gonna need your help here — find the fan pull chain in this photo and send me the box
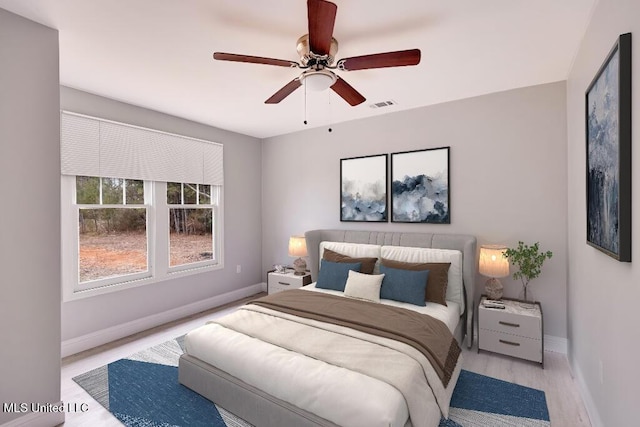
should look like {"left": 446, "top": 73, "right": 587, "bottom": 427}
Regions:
{"left": 303, "top": 83, "right": 308, "bottom": 125}
{"left": 327, "top": 90, "right": 333, "bottom": 132}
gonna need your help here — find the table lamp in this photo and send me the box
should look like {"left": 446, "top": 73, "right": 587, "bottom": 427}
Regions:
{"left": 288, "top": 236, "right": 308, "bottom": 275}
{"left": 479, "top": 245, "right": 509, "bottom": 299}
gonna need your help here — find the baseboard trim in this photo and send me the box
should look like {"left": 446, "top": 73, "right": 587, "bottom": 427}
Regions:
{"left": 1, "top": 402, "right": 65, "bottom": 427}
{"left": 544, "top": 334, "right": 568, "bottom": 354}
{"left": 61, "top": 283, "right": 263, "bottom": 358}
{"left": 569, "top": 355, "right": 604, "bottom": 427}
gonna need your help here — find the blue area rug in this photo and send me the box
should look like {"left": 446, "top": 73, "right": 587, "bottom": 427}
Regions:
{"left": 74, "top": 338, "right": 550, "bottom": 426}
{"left": 73, "top": 337, "right": 251, "bottom": 427}
{"left": 440, "top": 370, "right": 550, "bottom": 427}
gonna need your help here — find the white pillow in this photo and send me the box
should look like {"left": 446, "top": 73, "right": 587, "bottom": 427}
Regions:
{"left": 343, "top": 270, "right": 384, "bottom": 303}
{"left": 320, "top": 241, "right": 381, "bottom": 258}
{"left": 380, "top": 246, "right": 464, "bottom": 314}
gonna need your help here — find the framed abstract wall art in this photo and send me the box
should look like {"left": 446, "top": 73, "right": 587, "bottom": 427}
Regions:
{"left": 585, "top": 33, "right": 631, "bottom": 262}
{"left": 340, "top": 154, "right": 388, "bottom": 222}
{"left": 391, "top": 147, "right": 450, "bottom": 224}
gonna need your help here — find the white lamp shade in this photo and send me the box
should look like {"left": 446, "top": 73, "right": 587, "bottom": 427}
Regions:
{"left": 300, "top": 70, "right": 337, "bottom": 91}
{"left": 288, "top": 236, "right": 308, "bottom": 257}
{"left": 479, "top": 245, "right": 509, "bottom": 278}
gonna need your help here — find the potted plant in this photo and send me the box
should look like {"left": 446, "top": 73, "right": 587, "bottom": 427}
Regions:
{"left": 503, "top": 241, "right": 552, "bottom": 304}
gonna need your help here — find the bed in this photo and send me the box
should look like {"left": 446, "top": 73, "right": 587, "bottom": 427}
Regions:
{"left": 179, "top": 230, "right": 477, "bottom": 427}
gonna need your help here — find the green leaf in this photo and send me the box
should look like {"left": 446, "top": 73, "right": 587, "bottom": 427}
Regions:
{"left": 503, "top": 241, "right": 552, "bottom": 287}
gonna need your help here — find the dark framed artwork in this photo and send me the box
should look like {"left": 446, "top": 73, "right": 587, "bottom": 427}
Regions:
{"left": 586, "top": 33, "right": 632, "bottom": 262}
{"left": 391, "top": 147, "right": 450, "bottom": 223}
{"left": 340, "top": 154, "right": 388, "bottom": 222}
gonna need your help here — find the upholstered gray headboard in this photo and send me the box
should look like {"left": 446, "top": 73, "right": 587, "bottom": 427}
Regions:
{"left": 304, "top": 229, "right": 477, "bottom": 348}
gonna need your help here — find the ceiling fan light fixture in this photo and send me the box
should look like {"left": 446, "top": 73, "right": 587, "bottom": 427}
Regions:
{"left": 213, "top": 0, "right": 420, "bottom": 106}
{"left": 300, "top": 69, "right": 337, "bottom": 91}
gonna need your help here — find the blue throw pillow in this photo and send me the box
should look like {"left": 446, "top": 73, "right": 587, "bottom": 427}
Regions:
{"left": 316, "top": 259, "right": 362, "bottom": 292}
{"left": 379, "top": 265, "right": 429, "bottom": 306}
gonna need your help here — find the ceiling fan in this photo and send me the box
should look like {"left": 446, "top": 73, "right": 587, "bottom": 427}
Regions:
{"left": 213, "top": 0, "right": 421, "bottom": 106}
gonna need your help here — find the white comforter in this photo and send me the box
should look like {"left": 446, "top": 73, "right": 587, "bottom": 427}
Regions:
{"left": 185, "top": 291, "right": 462, "bottom": 427}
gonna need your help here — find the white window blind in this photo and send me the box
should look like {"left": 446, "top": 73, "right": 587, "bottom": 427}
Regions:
{"left": 61, "top": 111, "right": 224, "bottom": 185}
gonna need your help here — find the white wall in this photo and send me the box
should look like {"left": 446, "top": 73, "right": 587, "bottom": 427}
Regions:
{"left": 60, "top": 87, "right": 263, "bottom": 343}
{"left": 0, "top": 8, "right": 62, "bottom": 426}
{"left": 566, "top": 0, "right": 640, "bottom": 425}
{"left": 262, "top": 82, "right": 569, "bottom": 339}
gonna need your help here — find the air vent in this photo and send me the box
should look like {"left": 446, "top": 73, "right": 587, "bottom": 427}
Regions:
{"left": 369, "top": 100, "right": 397, "bottom": 109}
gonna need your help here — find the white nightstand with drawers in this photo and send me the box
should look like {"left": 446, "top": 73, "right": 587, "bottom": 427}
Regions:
{"left": 478, "top": 295, "right": 544, "bottom": 367}
{"left": 267, "top": 270, "right": 312, "bottom": 295}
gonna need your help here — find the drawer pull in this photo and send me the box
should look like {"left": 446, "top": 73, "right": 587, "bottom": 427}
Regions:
{"left": 499, "top": 321, "right": 520, "bottom": 328}
{"left": 499, "top": 339, "right": 521, "bottom": 347}
{"left": 278, "top": 282, "right": 290, "bottom": 286}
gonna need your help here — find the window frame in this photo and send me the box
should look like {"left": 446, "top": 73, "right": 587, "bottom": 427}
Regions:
{"left": 166, "top": 182, "right": 219, "bottom": 273}
{"left": 61, "top": 176, "right": 224, "bottom": 301}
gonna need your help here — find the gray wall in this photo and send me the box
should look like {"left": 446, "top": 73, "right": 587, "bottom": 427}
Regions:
{"left": 0, "top": 9, "right": 62, "bottom": 425}
{"left": 262, "top": 82, "right": 569, "bottom": 339}
{"left": 566, "top": 0, "right": 640, "bottom": 425}
{"left": 60, "top": 87, "right": 263, "bottom": 342}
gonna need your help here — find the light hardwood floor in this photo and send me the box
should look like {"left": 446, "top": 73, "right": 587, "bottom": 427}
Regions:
{"left": 59, "top": 294, "right": 592, "bottom": 426}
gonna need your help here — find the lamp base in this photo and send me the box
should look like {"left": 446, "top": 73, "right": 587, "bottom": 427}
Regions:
{"left": 484, "top": 278, "right": 503, "bottom": 300}
{"left": 293, "top": 257, "right": 307, "bottom": 275}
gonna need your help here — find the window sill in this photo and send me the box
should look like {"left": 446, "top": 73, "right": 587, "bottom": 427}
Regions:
{"left": 62, "top": 262, "right": 224, "bottom": 302}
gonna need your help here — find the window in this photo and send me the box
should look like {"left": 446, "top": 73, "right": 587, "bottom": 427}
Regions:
{"left": 76, "top": 176, "right": 149, "bottom": 286}
{"left": 167, "top": 183, "right": 218, "bottom": 269}
{"left": 60, "top": 111, "right": 224, "bottom": 300}
{"left": 62, "top": 176, "right": 223, "bottom": 298}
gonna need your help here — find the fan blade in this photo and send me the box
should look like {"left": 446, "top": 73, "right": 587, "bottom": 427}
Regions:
{"left": 307, "top": 0, "right": 337, "bottom": 55}
{"left": 213, "top": 52, "right": 297, "bottom": 68}
{"left": 331, "top": 76, "right": 365, "bottom": 106}
{"left": 265, "top": 79, "right": 302, "bottom": 104}
{"left": 339, "top": 49, "right": 421, "bottom": 71}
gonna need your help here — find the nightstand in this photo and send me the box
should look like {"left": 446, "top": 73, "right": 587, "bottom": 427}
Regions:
{"left": 267, "top": 270, "right": 312, "bottom": 295}
{"left": 478, "top": 296, "right": 544, "bottom": 367}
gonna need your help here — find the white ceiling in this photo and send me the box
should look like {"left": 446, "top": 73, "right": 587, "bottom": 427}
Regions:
{"left": 0, "top": 0, "right": 595, "bottom": 139}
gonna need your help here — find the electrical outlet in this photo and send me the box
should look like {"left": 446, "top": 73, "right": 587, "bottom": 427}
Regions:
{"left": 599, "top": 360, "right": 604, "bottom": 384}
{"left": 236, "top": 265, "right": 241, "bottom": 274}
